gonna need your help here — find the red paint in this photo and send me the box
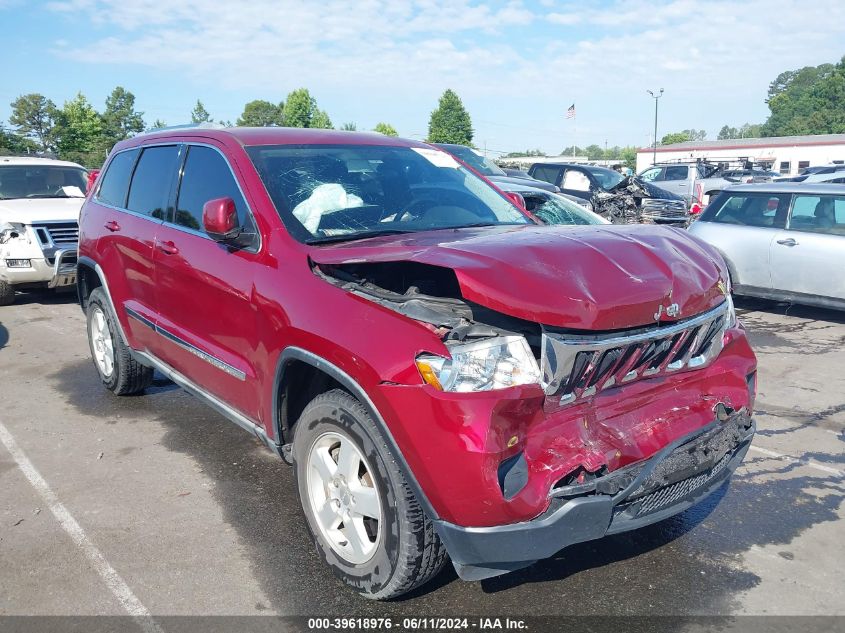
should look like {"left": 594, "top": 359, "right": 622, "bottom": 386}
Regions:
{"left": 80, "top": 128, "right": 757, "bottom": 530}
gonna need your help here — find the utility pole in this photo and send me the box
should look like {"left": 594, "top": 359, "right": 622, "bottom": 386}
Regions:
{"left": 647, "top": 88, "right": 664, "bottom": 166}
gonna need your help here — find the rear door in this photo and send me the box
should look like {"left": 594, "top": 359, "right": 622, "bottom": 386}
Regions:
{"left": 90, "top": 145, "right": 179, "bottom": 350}
{"left": 559, "top": 168, "right": 593, "bottom": 201}
{"left": 152, "top": 142, "right": 263, "bottom": 419}
{"left": 770, "top": 193, "right": 845, "bottom": 300}
{"left": 529, "top": 165, "right": 563, "bottom": 188}
{"left": 693, "top": 191, "right": 791, "bottom": 291}
{"left": 659, "top": 165, "right": 692, "bottom": 201}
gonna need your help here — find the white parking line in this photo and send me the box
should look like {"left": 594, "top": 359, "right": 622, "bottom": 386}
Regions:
{"left": 749, "top": 445, "right": 843, "bottom": 476}
{"left": 0, "top": 420, "right": 164, "bottom": 632}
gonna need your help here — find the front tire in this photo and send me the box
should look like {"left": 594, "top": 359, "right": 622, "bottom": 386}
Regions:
{"left": 293, "top": 389, "right": 448, "bottom": 599}
{"left": 0, "top": 280, "right": 14, "bottom": 306}
{"left": 86, "top": 287, "right": 153, "bottom": 395}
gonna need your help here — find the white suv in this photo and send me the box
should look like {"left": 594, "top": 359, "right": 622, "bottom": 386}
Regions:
{"left": 0, "top": 156, "right": 88, "bottom": 305}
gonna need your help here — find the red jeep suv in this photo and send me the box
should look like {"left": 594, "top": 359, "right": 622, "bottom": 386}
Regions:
{"left": 77, "top": 127, "right": 757, "bottom": 599}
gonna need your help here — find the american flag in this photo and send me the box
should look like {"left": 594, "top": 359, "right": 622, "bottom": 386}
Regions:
{"left": 566, "top": 103, "right": 576, "bottom": 119}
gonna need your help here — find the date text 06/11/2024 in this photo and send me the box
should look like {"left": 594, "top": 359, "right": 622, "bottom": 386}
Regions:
{"left": 307, "top": 617, "right": 528, "bottom": 630}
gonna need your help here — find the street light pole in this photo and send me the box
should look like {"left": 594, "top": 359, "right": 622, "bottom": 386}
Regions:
{"left": 647, "top": 88, "right": 664, "bottom": 166}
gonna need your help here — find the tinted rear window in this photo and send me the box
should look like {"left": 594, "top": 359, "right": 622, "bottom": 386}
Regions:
{"left": 700, "top": 191, "right": 790, "bottom": 228}
{"left": 127, "top": 146, "right": 180, "bottom": 218}
{"left": 663, "top": 166, "right": 688, "bottom": 180}
{"left": 531, "top": 165, "right": 561, "bottom": 185}
{"left": 97, "top": 149, "right": 138, "bottom": 207}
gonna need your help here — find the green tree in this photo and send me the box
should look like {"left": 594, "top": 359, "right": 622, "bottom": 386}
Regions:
{"left": 660, "top": 131, "right": 692, "bottom": 145}
{"left": 102, "top": 87, "right": 144, "bottom": 147}
{"left": 149, "top": 119, "right": 167, "bottom": 130}
{"left": 762, "top": 58, "right": 845, "bottom": 135}
{"left": 504, "top": 149, "right": 544, "bottom": 158}
{"left": 560, "top": 145, "right": 583, "bottom": 156}
{"left": 340, "top": 122, "right": 357, "bottom": 131}
{"left": 620, "top": 146, "right": 637, "bottom": 170}
{"left": 282, "top": 88, "right": 317, "bottom": 127}
{"left": 427, "top": 89, "right": 473, "bottom": 145}
{"left": 9, "top": 93, "right": 56, "bottom": 151}
{"left": 191, "top": 100, "right": 212, "bottom": 124}
{"left": 310, "top": 109, "right": 333, "bottom": 129}
{"left": 717, "top": 125, "right": 738, "bottom": 140}
{"left": 373, "top": 122, "right": 398, "bottom": 136}
{"left": 0, "top": 124, "right": 37, "bottom": 155}
{"left": 52, "top": 93, "right": 105, "bottom": 167}
{"left": 584, "top": 144, "right": 603, "bottom": 159}
{"left": 236, "top": 99, "right": 283, "bottom": 127}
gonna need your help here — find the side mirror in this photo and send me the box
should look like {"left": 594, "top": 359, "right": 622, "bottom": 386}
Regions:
{"left": 504, "top": 191, "right": 526, "bottom": 209}
{"left": 202, "top": 197, "right": 240, "bottom": 242}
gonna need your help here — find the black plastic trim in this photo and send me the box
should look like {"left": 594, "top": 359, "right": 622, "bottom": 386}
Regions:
{"left": 435, "top": 416, "right": 754, "bottom": 579}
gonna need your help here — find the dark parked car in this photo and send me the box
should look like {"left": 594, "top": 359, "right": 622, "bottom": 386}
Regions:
{"left": 77, "top": 128, "right": 756, "bottom": 599}
{"left": 433, "top": 143, "right": 560, "bottom": 193}
{"left": 497, "top": 182, "right": 608, "bottom": 226}
{"left": 529, "top": 162, "right": 689, "bottom": 224}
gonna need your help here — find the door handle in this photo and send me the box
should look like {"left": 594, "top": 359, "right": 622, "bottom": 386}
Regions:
{"left": 104, "top": 220, "right": 121, "bottom": 232}
{"left": 776, "top": 238, "right": 798, "bottom": 247}
{"left": 155, "top": 239, "right": 179, "bottom": 255}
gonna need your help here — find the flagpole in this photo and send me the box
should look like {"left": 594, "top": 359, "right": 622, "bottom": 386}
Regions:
{"left": 572, "top": 112, "right": 576, "bottom": 159}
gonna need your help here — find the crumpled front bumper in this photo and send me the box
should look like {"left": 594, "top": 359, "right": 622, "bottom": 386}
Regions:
{"left": 434, "top": 410, "right": 754, "bottom": 581}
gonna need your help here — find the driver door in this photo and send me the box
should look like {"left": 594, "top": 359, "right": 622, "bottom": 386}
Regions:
{"left": 153, "top": 142, "right": 263, "bottom": 420}
{"left": 559, "top": 168, "right": 593, "bottom": 201}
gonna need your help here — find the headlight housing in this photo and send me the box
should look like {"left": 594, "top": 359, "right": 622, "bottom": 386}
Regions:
{"left": 725, "top": 290, "right": 737, "bottom": 329}
{"left": 416, "top": 336, "right": 541, "bottom": 392}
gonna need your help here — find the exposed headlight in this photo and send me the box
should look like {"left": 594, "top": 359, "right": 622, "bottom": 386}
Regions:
{"left": 725, "top": 292, "right": 737, "bottom": 329}
{"left": 416, "top": 336, "right": 541, "bottom": 392}
{"left": 5, "top": 259, "right": 31, "bottom": 268}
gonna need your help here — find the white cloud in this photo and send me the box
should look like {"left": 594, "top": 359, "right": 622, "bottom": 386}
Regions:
{"left": 43, "top": 0, "right": 845, "bottom": 150}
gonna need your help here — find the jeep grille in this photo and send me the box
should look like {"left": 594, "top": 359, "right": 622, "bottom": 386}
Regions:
{"left": 541, "top": 301, "right": 729, "bottom": 405}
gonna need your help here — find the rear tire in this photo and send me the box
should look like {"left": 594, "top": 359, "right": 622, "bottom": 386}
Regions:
{"left": 0, "top": 280, "right": 14, "bottom": 306}
{"left": 86, "top": 287, "right": 153, "bottom": 395}
{"left": 293, "top": 389, "right": 448, "bottom": 599}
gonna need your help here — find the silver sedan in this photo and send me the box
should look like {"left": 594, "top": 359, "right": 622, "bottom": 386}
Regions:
{"left": 688, "top": 183, "right": 845, "bottom": 311}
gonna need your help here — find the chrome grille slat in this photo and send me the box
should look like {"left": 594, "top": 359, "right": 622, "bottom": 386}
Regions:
{"left": 32, "top": 222, "right": 79, "bottom": 245}
{"left": 541, "top": 301, "right": 730, "bottom": 404}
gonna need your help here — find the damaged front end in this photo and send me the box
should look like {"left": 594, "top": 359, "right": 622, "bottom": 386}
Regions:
{"left": 309, "top": 233, "right": 756, "bottom": 581}
{"left": 592, "top": 176, "right": 688, "bottom": 226}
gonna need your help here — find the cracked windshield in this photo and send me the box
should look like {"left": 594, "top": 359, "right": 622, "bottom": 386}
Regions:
{"left": 247, "top": 144, "right": 529, "bottom": 243}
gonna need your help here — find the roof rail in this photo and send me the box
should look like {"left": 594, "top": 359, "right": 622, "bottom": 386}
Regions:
{"left": 139, "top": 121, "right": 228, "bottom": 136}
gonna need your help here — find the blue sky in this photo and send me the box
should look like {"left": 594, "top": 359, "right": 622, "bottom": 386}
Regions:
{"left": 1, "top": 0, "right": 844, "bottom": 154}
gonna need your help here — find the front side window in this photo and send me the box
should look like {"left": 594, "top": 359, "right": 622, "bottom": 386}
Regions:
{"left": 561, "top": 169, "right": 591, "bottom": 192}
{"left": 525, "top": 193, "right": 605, "bottom": 226}
{"left": 127, "top": 145, "right": 180, "bottom": 219}
{"left": 663, "top": 165, "right": 688, "bottom": 181}
{"left": 175, "top": 146, "right": 253, "bottom": 233}
{"left": 701, "top": 192, "right": 790, "bottom": 228}
{"left": 97, "top": 149, "right": 138, "bottom": 208}
{"left": 247, "top": 144, "right": 530, "bottom": 243}
{"left": 788, "top": 195, "right": 845, "bottom": 235}
{"left": 638, "top": 167, "right": 662, "bottom": 182}
{"left": 0, "top": 165, "right": 88, "bottom": 200}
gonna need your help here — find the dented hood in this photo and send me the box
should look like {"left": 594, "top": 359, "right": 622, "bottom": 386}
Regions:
{"left": 309, "top": 225, "right": 728, "bottom": 330}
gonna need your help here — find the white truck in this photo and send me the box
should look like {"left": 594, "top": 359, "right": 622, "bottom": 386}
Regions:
{"left": 0, "top": 156, "right": 88, "bottom": 305}
{"left": 637, "top": 159, "right": 778, "bottom": 212}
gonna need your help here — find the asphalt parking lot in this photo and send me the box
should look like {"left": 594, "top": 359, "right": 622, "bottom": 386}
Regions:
{"left": 1, "top": 292, "right": 843, "bottom": 622}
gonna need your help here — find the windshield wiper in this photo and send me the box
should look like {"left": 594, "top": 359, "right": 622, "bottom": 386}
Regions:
{"left": 306, "top": 228, "right": 416, "bottom": 245}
